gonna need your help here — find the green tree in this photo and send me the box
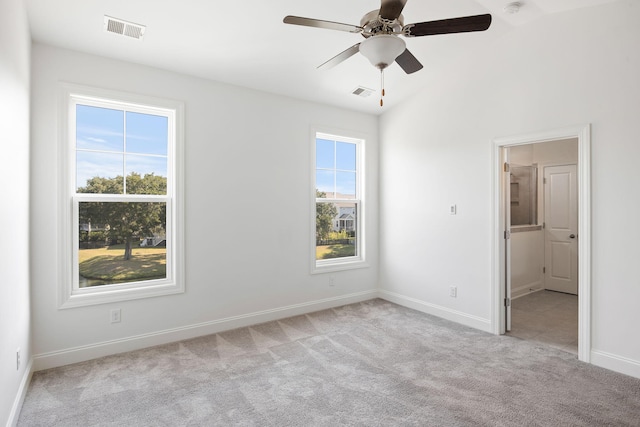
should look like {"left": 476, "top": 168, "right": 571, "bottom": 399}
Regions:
{"left": 316, "top": 190, "right": 337, "bottom": 241}
{"left": 78, "top": 173, "right": 167, "bottom": 260}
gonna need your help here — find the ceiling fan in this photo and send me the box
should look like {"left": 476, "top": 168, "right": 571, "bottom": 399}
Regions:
{"left": 284, "top": 0, "right": 492, "bottom": 105}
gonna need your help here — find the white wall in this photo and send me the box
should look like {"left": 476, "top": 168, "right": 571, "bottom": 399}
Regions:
{"left": 533, "top": 139, "right": 578, "bottom": 166}
{"left": 0, "top": 0, "right": 32, "bottom": 424}
{"left": 509, "top": 144, "right": 533, "bottom": 166}
{"left": 379, "top": 0, "right": 640, "bottom": 377}
{"left": 30, "top": 44, "right": 378, "bottom": 368}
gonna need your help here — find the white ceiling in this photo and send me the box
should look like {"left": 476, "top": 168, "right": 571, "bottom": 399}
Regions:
{"left": 25, "top": 0, "right": 620, "bottom": 115}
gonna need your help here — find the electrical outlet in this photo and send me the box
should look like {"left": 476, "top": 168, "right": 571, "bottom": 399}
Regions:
{"left": 110, "top": 308, "right": 121, "bottom": 323}
{"left": 449, "top": 286, "right": 457, "bottom": 298}
{"left": 329, "top": 276, "right": 336, "bottom": 287}
{"left": 16, "top": 348, "right": 20, "bottom": 371}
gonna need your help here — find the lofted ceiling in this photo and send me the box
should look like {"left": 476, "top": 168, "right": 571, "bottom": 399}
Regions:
{"left": 26, "top": 0, "right": 620, "bottom": 115}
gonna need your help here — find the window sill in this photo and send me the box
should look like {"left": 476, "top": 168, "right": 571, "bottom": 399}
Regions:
{"left": 312, "top": 258, "right": 369, "bottom": 275}
{"left": 59, "top": 280, "right": 184, "bottom": 309}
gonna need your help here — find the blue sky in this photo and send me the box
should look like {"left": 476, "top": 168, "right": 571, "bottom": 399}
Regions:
{"left": 316, "top": 138, "right": 357, "bottom": 198}
{"left": 75, "top": 104, "right": 168, "bottom": 192}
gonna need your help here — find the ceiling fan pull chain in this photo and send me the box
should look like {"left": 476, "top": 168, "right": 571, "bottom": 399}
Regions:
{"left": 380, "top": 69, "right": 385, "bottom": 107}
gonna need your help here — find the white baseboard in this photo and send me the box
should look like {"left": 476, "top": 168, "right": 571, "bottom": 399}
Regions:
{"left": 7, "top": 357, "right": 33, "bottom": 427}
{"left": 511, "top": 283, "right": 543, "bottom": 299}
{"left": 33, "top": 290, "right": 378, "bottom": 371}
{"left": 378, "top": 290, "right": 492, "bottom": 333}
{"left": 590, "top": 349, "right": 640, "bottom": 380}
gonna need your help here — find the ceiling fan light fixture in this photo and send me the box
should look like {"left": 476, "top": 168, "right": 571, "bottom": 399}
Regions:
{"left": 359, "top": 35, "right": 406, "bottom": 70}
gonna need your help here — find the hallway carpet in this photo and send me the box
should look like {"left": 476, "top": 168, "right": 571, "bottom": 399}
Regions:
{"left": 18, "top": 299, "right": 640, "bottom": 426}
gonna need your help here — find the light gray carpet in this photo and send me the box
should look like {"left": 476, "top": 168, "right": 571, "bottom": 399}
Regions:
{"left": 18, "top": 299, "right": 640, "bottom": 426}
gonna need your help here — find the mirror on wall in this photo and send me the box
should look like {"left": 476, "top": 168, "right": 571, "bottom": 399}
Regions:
{"left": 510, "top": 165, "right": 537, "bottom": 226}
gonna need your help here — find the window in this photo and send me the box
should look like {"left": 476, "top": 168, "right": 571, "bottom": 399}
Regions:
{"left": 59, "top": 84, "right": 184, "bottom": 308}
{"left": 312, "top": 131, "right": 365, "bottom": 273}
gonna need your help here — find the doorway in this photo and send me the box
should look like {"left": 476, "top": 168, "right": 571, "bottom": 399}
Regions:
{"left": 505, "top": 142, "right": 578, "bottom": 353}
{"left": 492, "top": 125, "right": 591, "bottom": 363}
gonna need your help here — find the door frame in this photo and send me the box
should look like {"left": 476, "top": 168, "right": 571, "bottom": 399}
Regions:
{"left": 492, "top": 124, "right": 591, "bottom": 362}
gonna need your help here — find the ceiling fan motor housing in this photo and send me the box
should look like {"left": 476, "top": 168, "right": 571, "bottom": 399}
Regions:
{"left": 360, "top": 9, "right": 404, "bottom": 37}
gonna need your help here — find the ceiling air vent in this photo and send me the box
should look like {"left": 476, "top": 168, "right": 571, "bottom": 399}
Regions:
{"left": 352, "top": 87, "right": 374, "bottom": 98}
{"left": 104, "top": 16, "right": 146, "bottom": 40}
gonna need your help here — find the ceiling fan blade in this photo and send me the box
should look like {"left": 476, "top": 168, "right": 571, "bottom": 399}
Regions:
{"left": 404, "top": 14, "right": 492, "bottom": 37}
{"left": 318, "top": 43, "right": 361, "bottom": 69}
{"left": 379, "top": 0, "right": 408, "bottom": 21}
{"left": 395, "top": 49, "right": 423, "bottom": 74}
{"left": 283, "top": 16, "right": 362, "bottom": 33}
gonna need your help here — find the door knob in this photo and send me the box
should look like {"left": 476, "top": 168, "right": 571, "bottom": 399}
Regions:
{"left": 569, "top": 234, "right": 576, "bottom": 238}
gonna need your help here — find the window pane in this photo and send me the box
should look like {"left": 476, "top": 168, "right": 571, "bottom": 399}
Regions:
{"left": 336, "top": 171, "right": 356, "bottom": 199}
{"left": 315, "top": 202, "right": 357, "bottom": 260}
{"left": 126, "top": 112, "right": 168, "bottom": 155}
{"left": 76, "top": 151, "right": 124, "bottom": 193}
{"left": 336, "top": 142, "right": 356, "bottom": 171}
{"left": 125, "top": 155, "right": 168, "bottom": 195}
{"left": 76, "top": 105, "right": 124, "bottom": 152}
{"left": 316, "top": 170, "right": 335, "bottom": 198}
{"left": 78, "top": 201, "right": 167, "bottom": 288}
{"left": 124, "top": 171, "right": 168, "bottom": 196}
{"left": 316, "top": 138, "right": 335, "bottom": 169}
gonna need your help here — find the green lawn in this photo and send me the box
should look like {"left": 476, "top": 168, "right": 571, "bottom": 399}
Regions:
{"left": 316, "top": 244, "right": 356, "bottom": 260}
{"left": 79, "top": 245, "right": 166, "bottom": 281}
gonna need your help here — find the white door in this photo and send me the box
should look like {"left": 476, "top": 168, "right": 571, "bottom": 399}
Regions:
{"left": 544, "top": 165, "right": 578, "bottom": 294}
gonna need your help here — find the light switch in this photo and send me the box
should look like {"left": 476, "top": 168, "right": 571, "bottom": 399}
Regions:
{"left": 449, "top": 204, "right": 457, "bottom": 215}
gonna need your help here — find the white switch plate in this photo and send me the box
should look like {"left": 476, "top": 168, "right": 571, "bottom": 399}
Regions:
{"left": 449, "top": 204, "right": 457, "bottom": 215}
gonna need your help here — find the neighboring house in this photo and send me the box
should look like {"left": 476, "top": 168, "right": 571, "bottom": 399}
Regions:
{"left": 79, "top": 222, "right": 105, "bottom": 233}
{"left": 78, "top": 222, "right": 108, "bottom": 248}
{"left": 334, "top": 207, "right": 355, "bottom": 232}
{"left": 140, "top": 234, "right": 167, "bottom": 247}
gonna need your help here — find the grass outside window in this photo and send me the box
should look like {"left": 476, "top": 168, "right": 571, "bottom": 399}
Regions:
{"left": 78, "top": 244, "right": 166, "bottom": 286}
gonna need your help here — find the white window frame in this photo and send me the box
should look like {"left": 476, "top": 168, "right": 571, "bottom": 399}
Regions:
{"left": 311, "top": 129, "right": 367, "bottom": 274}
{"left": 58, "top": 83, "right": 185, "bottom": 308}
